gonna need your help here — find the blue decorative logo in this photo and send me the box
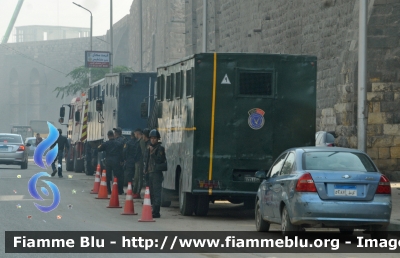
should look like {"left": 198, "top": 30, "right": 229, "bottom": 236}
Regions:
{"left": 33, "top": 122, "right": 58, "bottom": 169}
{"left": 29, "top": 122, "right": 60, "bottom": 213}
{"left": 248, "top": 108, "right": 265, "bottom": 130}
{"left": 28, "top": 172, "right": 61, "bottom": 213}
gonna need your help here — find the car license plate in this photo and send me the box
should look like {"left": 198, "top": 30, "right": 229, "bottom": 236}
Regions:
{"left": 0, "top": 146, "right": 8, "bottom": 152}
{"left": 245, "top": 177, "right": 259, "bottom": 182}
{"left": 334, "top": 185, "right": 357, "bottom": 196}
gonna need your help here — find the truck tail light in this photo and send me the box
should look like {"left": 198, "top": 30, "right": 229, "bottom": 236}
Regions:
{"left": 376, "top": 175, "right": 391, "bottom": 194}
{"left": 295, "top": 173, "right": 317, "bottom": 192}
{"left": 197, "top": 180, "right": 221, "bottom": 189}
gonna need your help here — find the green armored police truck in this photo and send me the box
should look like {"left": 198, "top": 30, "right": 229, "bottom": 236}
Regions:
{"left": 154, "top": 53, "right": 317, "bottom": 216}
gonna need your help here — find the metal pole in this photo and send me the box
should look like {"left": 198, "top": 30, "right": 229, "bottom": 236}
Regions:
{"left": 139, "top": 0, "right": 143, "bottom": 71}
{"left": 72, "top": 3, "right": 92, "bottom": 86}
{"left": 110, "top": 0, "right": 113, "bottom": 73}
{"left": 89, "top": 14, "right": 92, "bottom": 86}
{"left": 202, "top": 0, "right": 207, "bottom": 53}
{"left": 2, "top": 0, "right": 24, "bottom": 44}
{"left": 148, "top": 78, "right": 151, "bottom": 117}
{"left": 358, "top": 0, "right": 367, "bottom": 152}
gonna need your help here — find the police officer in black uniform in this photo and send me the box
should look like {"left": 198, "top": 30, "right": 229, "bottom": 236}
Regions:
{"left": 143, "top": 129, "right": 167, "bottom": 218}
{"left": 123, "top": 131, "right": 142, "bottom": 188}
{"left": 50, "top": 129, "right": 70, "bottom": 178}
{"left": 98, "top": 130, "right": 124, "bottom": 195}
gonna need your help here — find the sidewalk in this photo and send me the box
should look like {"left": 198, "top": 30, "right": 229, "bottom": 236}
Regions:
{"left": 389, "top": 183, "right": 400, "bottom": 231}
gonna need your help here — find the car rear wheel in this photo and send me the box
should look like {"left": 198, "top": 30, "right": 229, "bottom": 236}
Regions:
{"left": 370, "top": 226, "right": 388, "bottom": 240}
{"left": 21, "top": 159, "right": 28, "bottom": 169}
{"left": 255, "top": 200, "right": 270, "bottom": 232}
{"left": 281, "top": 206, "right": 300, "bottom": 236}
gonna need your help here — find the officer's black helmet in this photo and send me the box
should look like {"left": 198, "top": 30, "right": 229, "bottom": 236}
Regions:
{"left": 143, "top": 128, "right": 150, "bottom": 138}
{"left": 149, "top": 129, "right": 160, "bottom": 139}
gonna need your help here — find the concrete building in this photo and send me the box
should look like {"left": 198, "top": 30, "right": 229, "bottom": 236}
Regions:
{"left": 14, "top": 25, "right": 90, "bottom": 43}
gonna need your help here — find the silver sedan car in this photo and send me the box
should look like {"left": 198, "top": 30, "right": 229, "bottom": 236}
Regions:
{"left": 0, "top": 134, "right": 30, "bottom": 169}
{"left": 255, "top": 147, "right": 391, "bottom": 239}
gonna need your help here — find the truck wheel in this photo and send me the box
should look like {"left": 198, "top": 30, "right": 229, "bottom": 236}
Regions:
{"left": 194, "top": 195, "right": 209, "bottom": 216}
{"left": 84, "top": 157, "right": 94, "bottom": 175}
{"left": 75, "top": 159, "right": 84, "bottom": 173}
{"left": 161, "top": 188, "right": 171, "bottom": 207}
{"left": 66, "top": 148, "right": 74, "bottom": 171}
{"left": 179, "top": 173, "right": 195, "bottom": 216}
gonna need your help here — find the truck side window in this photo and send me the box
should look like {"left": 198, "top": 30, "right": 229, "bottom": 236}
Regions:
{"left": 186, "top": 68, "right": 193, "bottom": 98}
{"left": 176, "top": 71, "right": 182, "bottom": 99}
{"left": 157, "top": 76, "right": 162, "bottom": 101}
{"left": 171, "top": 73, "right": 175, "bottom": 99}
{"left": 166, "top": 75, "right": 171, "bottom": 101}
{"left": 239, "top": 72, "right": 273, "bottom": 96}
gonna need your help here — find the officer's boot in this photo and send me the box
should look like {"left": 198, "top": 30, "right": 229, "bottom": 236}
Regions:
{"left": 152, "top": 205, "right": 160, "bottom": 218}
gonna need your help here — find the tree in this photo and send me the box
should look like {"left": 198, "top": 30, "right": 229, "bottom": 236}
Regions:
{"left": 54, "top": 65, "right": 133, "bottom": 99}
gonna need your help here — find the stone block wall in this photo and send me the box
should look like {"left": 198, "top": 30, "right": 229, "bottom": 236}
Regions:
{"left": 367, "top": 82, "right": 400, "bottom": 180}
{"left": 128, "top": 0, "right": 185, "bottom": 72}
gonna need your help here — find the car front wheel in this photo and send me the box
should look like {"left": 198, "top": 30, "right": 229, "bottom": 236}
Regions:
{"left": 255, "top": 200, "right": 270, "bottom": 232}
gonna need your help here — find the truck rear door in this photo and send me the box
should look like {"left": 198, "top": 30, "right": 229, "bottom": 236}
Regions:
{"left": 232, "top": 69, "right": 275, "bottom": 183}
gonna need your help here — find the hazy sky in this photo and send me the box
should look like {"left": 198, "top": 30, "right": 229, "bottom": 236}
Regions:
{"left": 0, "top": 0, "right": 133, "bottom": 43}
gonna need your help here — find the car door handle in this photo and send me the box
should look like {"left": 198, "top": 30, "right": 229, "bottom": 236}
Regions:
{"left": 280, "top": 183, "right": 285, "bottom": 186}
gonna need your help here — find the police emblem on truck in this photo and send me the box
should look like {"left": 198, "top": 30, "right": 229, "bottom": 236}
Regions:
{"left": 248, "top": 108, "right": 265, "bottom": 130}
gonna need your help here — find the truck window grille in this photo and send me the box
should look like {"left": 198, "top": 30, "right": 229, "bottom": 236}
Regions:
{"left": 186, "top": 69, "right": 193, "bottom": 97}
{"left": 166, "top": 75, "right": 171, "bottom": 101}
{"left": 176, "top": 72, "right": 182, "bottom": 99}
{"left": 239, "top": 72, "right": 272, "bottom": 96}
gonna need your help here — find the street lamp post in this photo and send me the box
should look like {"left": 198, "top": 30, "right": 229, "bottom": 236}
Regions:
{"left": 73, "top": 2, "right": 92, "bottom": 86}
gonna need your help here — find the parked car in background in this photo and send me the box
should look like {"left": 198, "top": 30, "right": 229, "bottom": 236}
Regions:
{"left": 255, "top": 147, "right": 391, "bottom": 239}
{"left": 24, "top": 137, "right": 47, "bottom": 157}
{"left": 25, "top": 137, "right": 36, "bottom": 156}
{"left": 315, "top": 131, "right": 336, "bottom": 147}
{"left": 0, "top": 134, "right": 30, "bottom": 169}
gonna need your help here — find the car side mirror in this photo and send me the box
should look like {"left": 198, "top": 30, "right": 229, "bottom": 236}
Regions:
{"left": 26, "top": 143, "right": 31, "bottom": 147}
{"left": 75, "top": 111, "right": 80, "bottom": 122}
{"left": 255, "top": 170, "right": 267, "bottom": 179}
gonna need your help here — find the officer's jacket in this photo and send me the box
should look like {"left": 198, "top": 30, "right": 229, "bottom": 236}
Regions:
{"left": 123, "top": 138, "right": 142, "bottom": 167}
{"left": 98, "top": 139, "right": 123, "bottom": 163}
{"left": 144, "top": 142, "right": 166, "bottom": 173}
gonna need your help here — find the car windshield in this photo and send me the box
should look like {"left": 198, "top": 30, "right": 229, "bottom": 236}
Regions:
{"left": 303, "top": 151, "right": 377, "bottom": 172}
{"left": 0, "top": 135, "right": 23, "bottom": 144}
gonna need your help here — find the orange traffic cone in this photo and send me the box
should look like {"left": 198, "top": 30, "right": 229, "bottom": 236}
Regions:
{"left": 121, "top": 182, "right": 137, "bottom": 215}
{"left": 138, "top": 187, "right": 155, "bottom": 222}
{"left": 90, "top": 165, "right": 101, "bottom": 194}
{"left": 95, "top": 170, "right": 109, "bottom": 199}
{"left": 107, "top": 177, "right": 122, "bottom": 208}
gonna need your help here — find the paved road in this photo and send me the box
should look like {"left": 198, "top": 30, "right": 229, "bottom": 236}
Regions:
{"left": 0, "top": 161, "right": 399, "bottom": 258}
